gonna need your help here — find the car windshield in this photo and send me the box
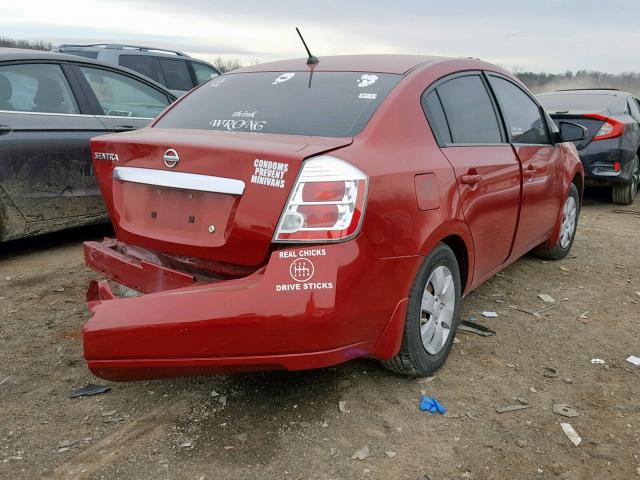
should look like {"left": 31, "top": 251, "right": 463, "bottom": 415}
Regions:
{"left": 537, "top": 93, "right": 616, "bottom": 112}
{"left": 154, "top": 71, "right": 402, "bottom": 137}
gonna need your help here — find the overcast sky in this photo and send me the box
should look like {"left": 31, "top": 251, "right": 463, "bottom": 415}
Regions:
{"left": 4, "top": 0, "right": 640, "bottom": 73}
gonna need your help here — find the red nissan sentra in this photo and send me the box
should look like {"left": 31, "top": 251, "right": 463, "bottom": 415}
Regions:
{"left": 84, "top": 55, "right": 585, "bottom": 381}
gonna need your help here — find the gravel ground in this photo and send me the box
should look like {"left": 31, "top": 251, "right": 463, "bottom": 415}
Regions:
{"left": 0, "top": 191, "right": 639, "bottom": 480}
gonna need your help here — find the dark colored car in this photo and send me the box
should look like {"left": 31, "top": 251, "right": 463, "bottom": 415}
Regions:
{"left": 0, "top": 48, "right": 176, "bottom": 242}
{"left": 82, "top": 55, "right": 584, "bottom": 381}
{"left": 53, "top": 44, "right": 221, "bottom": 96}
{"left": 537, "top": 89, "right": 640, "bottom": 204}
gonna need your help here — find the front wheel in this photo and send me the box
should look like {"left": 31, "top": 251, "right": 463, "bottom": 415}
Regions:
{"left": 533, "top": 183, "right": 580, "bottom": 260}
{"left": 382, "top": 243, "right": 461, "bottom": 377}
{"left": 612, "top": 155, "right": 639, "bottom": 205}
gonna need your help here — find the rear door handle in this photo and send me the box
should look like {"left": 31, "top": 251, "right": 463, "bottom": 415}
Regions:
{"left": 524, "top": 166, "right": 537, "bottom": 178}
{"left": 461, "top": 174, "right": 483, "bottom": 185}
{"left": 113, "top": 125, "right": 136, "bottom": 132}
{"left": 0, "top": 125, "right": 12, "bottom": 136}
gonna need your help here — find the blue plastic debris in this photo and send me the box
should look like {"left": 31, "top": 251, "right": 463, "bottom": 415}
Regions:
{"left": 419, "top": 395, "right": 446, "bottom": 414}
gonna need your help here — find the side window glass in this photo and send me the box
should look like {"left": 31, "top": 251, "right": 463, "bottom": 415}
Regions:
{"left": 158, "top": 59, "right": 193, "bottom": 91}
{"left": 436, "top": 75, "right": 503, "bottom": 144}
{"left": 421, "top": 90, "right": 451, "bottom": 144}
{"left": 192, "top": 62, "right": 220, "bottom": 85}
{"left": 488, "top": 76, "right": 551, "bottom": 144}
{"left": 627, "top": 98, "right": 640, "bottom": 122}
{"left": 0, "top": 63, "right": 79, "bottom": 114}
{"left": 79, "top": 67, "right": 170, "bottom": 118}
{"left": 118, "top": 55, "right": 163, "bottom": 84}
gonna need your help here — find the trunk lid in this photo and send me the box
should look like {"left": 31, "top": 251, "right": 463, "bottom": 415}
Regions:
{"left": 91, "top": 128, "right": 352, "bottom": 266}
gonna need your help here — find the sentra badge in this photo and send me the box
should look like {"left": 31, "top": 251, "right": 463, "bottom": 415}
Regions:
{"left": 94, "top": 152, "right": 119, "bottom": 162}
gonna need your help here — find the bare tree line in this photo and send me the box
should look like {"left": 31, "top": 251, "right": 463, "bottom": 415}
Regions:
{"left": 0, "top": 36, "right": 52, "bottom": 51}
{"left": 515, "top": 70, "right": 640, "bottom": 96}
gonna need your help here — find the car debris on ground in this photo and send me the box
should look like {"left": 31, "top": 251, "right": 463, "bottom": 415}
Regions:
{"left": 496, "top": 404, "right": 531, "bottom": 413}
{"left": 626, "top": 355, "right": 640, "bottom": 366}
{"left": 351, "top": 446, "right": 371, "bottom": 460}
{"left": 537, "top": 294, "right": 556, "bottom": 303}
{"left": 458, "top": 320, "right": 496, "bottom": 337}
{"left": 553, "top": 404, "right": 580, "bottom": 418}
{"left": 69, "top": 384, "right": 110, "bottom": 398}
{"left": 560, "top": 423, "right": 582, "bottom": 446}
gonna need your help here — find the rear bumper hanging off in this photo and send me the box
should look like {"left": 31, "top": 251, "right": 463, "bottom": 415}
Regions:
{"left": 82, "top": 237, "right": 418, "bottom": 381}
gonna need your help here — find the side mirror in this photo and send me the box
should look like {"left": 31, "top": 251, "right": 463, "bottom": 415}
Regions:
{"left": 557, "top": 121, "right": 587, "bottom": 143}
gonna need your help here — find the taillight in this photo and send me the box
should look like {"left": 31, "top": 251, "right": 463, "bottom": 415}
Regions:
{"left": 273, "top": 155, "right": 368, "bottom": 242}
{"left": 585, "top": 114, "right": 624, "bottom": 141}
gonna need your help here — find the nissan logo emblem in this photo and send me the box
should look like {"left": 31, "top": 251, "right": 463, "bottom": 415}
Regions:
{"left": 163, "top": 149, "right": 180, "bottom": 168}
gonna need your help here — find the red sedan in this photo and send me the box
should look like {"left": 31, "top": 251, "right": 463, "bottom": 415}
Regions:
{"left": 84, "top": 55, "right": 585, "bottom": 381}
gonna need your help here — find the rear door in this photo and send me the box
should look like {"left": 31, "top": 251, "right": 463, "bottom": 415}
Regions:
{"left": 0, "top": 61, "right": 106, "bottom": 236}
{"left": 486, "top": 74, "right": 563, "bottom": 254}
{"left": 423, "top": 72, "right": 521, "bottom": 281}
{"left": 74, "top": 65, "right": 173, "bottom": 132}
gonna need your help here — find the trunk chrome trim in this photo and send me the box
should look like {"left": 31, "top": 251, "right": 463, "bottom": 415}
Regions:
{"left": 113, "top": 167, "right": 245, "bottom": 195}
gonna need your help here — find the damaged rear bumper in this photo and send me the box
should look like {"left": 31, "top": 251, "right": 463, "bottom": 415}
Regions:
{"left": 82, "top": 237, "right": 419, "bottom": 381}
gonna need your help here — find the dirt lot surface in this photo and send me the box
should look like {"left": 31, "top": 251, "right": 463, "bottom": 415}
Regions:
{"left": 1, "top": 193, "right": 639, "bottom": 480}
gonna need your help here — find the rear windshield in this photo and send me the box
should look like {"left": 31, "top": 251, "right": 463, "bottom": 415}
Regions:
{"left": 537, "top": 93, "right": 616, "bottom": 112}
{"left": 154, "top": 71, "right": 402, "bottom": 137}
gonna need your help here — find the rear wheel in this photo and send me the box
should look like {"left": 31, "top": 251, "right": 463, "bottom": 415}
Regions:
{"left": 612, "top": 155, "right": 639, "bottom": 205}
{"left": 382, "top": 243, "right": 461, "bottom": 377}
{"left": 533, "top": 183, "right": 580, "bottom": 260}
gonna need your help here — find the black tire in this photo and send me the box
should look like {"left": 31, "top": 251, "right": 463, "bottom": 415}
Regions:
{"left": 533, "top": 183, "right": 580, "bottom": 260}
{"left": 612, "top": 155, "right": 639, "bottom": 205}
{"left": 382, "top": 243, "right": 461, "bottom": 377}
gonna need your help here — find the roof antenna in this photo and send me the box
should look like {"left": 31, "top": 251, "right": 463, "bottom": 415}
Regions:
{"left": 296, "top": 27, "right": 319, "bottom": 65}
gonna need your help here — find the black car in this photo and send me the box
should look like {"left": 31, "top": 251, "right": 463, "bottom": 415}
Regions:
{"left": 0, "top": 48, "right": 176, "bottom": 241}
{"left": 537, "top": 89, "right": 640, "bottom": 204}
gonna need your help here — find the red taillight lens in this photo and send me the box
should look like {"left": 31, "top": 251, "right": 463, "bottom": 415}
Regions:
{"left": 297, "top": 204, "right": 340, "bottom": 228}
{"left": 585, "top": 114, "right": 624, "bottom": 141}
{"left": 273, "top": 156, "right": 368, "bottom": 243}
{"left": 302, "top": 181, "right": 346, "bottom": 202}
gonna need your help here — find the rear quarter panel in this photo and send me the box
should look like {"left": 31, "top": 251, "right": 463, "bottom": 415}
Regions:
{"left": 338, "top": 59, "right": 488, "bottom": 292}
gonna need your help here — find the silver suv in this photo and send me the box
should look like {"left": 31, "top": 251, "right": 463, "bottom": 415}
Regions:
{"left": 53, "top": 44, "right": 220, "bottom": 95}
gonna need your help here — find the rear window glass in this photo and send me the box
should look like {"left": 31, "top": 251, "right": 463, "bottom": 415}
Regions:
{"left": 421, "top": 90, "right": 451, "bottom": 144}
{"left": 436, "top": 75, "right": 503, "bottom": 144}
{"left": 537, "top": 93, "right": 616, "bottom": 112}
{"left": 0, "top": 63, "right": 79, "bottom": 114}
{"left": 118, "top": 55, "right": 163, "bottom": 84}
{"left": 158, "top": 59, "right": 193, "bottom": 91}
{"left": 154, "top": 71, "right": 402, "bottom": 137}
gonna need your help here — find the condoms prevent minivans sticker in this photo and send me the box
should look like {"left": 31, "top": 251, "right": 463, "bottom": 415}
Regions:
{"left": 251, "top": 159, "right": 288, "bottom": 189}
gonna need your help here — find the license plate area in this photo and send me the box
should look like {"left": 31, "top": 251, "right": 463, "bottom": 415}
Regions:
{"left": 113, "top": 182, "right": 238, "bottom": 247}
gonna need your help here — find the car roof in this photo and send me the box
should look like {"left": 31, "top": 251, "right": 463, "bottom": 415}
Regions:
{"left": 0, "top": 47, "right": 176, "bottom": 97}
{"left": 55, "top": 43, "right": 191, "bottom": 58}
{"left": 538, "top": 89, "right": 631, "bottom": 97}
{"left": 235, "top": 54, "right": 444, "bottom": 75}
{"left": 0, "top": 47, "right": 101, "bottom": 63}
